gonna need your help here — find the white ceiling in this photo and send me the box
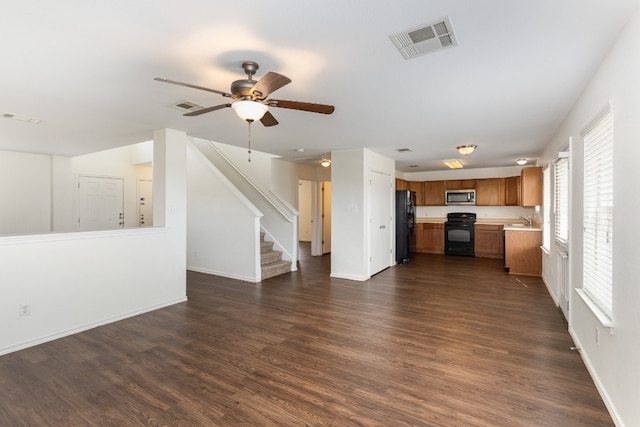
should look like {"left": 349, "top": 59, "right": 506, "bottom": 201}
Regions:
{"left": 1, "top": 0, "right": 638, "bottom": 172}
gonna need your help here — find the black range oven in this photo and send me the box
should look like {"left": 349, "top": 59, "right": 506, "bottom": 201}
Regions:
{"left": 445, "top": 212, "right": 476, "bottom": 256}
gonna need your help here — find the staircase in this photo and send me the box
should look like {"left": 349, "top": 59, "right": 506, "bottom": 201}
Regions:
{"left": 260, "top": 232, "right": 292, "bottom": 280}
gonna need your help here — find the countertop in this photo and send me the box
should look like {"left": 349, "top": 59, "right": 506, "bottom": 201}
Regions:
{"left": 415, "top": 217, "right": 542, "bottom": 231}
{"left": 503, "top": 225, "right": 542, "bottom": 232}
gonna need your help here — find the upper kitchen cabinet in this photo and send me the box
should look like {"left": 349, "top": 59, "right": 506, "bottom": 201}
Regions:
{"left": 409, "top": 181, "right": 425, "bottom": 205}
{"left": 475, "top": 178, "right": 505, "bottom": 206}
{"left": 396, "top": 178, "right": 409, "bottom": 191}
{"left": 504, "top": 176, "right": 521, "bottom": 206}
{"left": 424, "top": 180, "right": 446, "bottom": 206}
{"left": 445, "top": 179, "right": 476, "bottom": 190}
{"left": 520, "top": 167, "right": 543, "bottom": 206}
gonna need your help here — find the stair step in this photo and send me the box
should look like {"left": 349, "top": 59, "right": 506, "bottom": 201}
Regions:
{"left": 261, "top": 260, "right": 292, "bottom": 281}
{"left": 260, "top": 240, "right": 274, "bottom": 253}
{"left": 261, "top": 250, "right": 282, "bottom": 265}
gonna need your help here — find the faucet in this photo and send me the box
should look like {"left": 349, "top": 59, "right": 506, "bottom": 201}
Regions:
{"left": 521, "top": 215, "right": 532, "bottom": 227}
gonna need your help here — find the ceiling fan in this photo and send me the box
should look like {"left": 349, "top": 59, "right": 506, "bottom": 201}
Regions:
{"left": 155, "top": 61, "right": 335, "bottom": 127}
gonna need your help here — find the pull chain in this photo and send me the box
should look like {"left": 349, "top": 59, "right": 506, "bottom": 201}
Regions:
{"left": 246, "top": 119, "right": 254, "bottom": 162}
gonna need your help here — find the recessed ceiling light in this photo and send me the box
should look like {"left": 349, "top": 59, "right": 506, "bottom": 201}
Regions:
{"left": 295, "top": 148, "right": 305, "bottom": 152}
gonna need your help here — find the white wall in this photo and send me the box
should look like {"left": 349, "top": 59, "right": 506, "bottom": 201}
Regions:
{"left": 0, "top": 128, "right": 187, "bottom": 356}
{"left": 0, "top": 150, "right": 52, "bottom": 235}
{"left": 186, "top": 141, "right": 262, "bottom": 282}
{"left": 538, "top": 9, "right": 640, "bottom": 426}
{"left": 331, "top": 148, "right": 395, "bottom": 281}
{"left": 415, "top": 205, "right": 533, "bottom": 220}
{"left": 210, "top": 139, "right": 277, "bottom": 196}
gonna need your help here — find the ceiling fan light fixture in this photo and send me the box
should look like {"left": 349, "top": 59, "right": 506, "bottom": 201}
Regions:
{"left": 231, "top": 100, "right": 268, "bottom": 121}
{"left": 516, "top": 158, "right": 528, "bottom": 165}
{"left": 320, "top": 159, "right": 331, "bottom": 168}
{"left": 457, "top": 144, "right": 477, "bottom": 155}
{"left": 443, "top": 159, "right": 464, "bottom": 169}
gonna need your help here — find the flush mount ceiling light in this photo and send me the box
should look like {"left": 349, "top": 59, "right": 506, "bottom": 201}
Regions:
{"left": 320, "top": 159, "right": 331, "bottom": 168}
{"left": 457, "top": 144, "right": 477, "bottom": 155}
{"left": 2, "top": 113, "right": 42, "bottom": 124}
{"left": 443, "top": 159, "right": 464, "bottom": 169}
{"left": 231, "top": 100, "right": 268, "bottom": 122}
{"left": 516, "top": 158, "right": 528, "bottom": 165}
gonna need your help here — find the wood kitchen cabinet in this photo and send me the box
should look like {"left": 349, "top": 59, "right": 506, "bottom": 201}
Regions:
{"left": 475, "top": 178, "right": 505, "bottom": 206}
{"left": 416, "top": 222, "right": 444, "bottom": 254}
{"left": 445, "top": 179, "right": 475, "bottom": 190}
{"left": 424, "top": 180, "right": 446, "bottom": 206}
{"left": 504, "top": 229, "right": 542, "bottom": 276}
{"left": 474, "top": 224, "right": 504, "bottom": 258}
{"left": 409, "top": 181, "right": 425, "bottom": 206}
{"left": 396, "top": 178, "right": 409, "bottom": 191}
{"left": 520, "top": 167, "right": 543, "bottom": 206}
{"left": 504, "top": 176, "right": 521, "bottom": 206}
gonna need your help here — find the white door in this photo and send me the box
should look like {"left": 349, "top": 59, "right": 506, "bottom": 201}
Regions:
{"left": 78, "top": 176, "right": 124, "bottom": 231}
{"left": 138, "top": 179, "right": 153, "bottom": 227}
{"left": 322, "top": 181, "right": 332, "bottom": 254}
{"left": 369, "top": 171, "right": 392, "bottom": 275}
{"left": 298, "top": 179, "right": 313, "bottom": 242}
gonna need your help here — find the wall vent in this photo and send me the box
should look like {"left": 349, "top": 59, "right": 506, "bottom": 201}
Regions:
{"left": 171, "top": 100, "right": 205, "bottom": 112}
{"left": 389, "top": 17, "right": 458, "bottom": 59}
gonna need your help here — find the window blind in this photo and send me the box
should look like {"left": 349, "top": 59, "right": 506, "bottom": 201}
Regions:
{"left": 542, "top": 166, "right": 551, "bottom": 251}
{"left": 582, "top": 108, "right": 614, "bottom": 320}
{"left": 554, "top": 156, "right": 569, "bottom": 247}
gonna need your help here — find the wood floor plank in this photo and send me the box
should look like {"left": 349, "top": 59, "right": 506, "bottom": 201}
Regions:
{"left": 0, "top": 247, "right": 612, "bottom": 426}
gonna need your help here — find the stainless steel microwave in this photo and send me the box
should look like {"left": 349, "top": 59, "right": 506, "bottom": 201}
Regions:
{"left": 445, "top": 189, "right": 476, "bottom": 205}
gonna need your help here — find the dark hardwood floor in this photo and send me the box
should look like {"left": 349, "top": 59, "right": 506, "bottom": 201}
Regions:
{"left": 0, "top": 246, "right": 612, "bottom": 426}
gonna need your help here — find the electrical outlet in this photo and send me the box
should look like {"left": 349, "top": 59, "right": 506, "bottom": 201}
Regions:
{"left": 20, "top": 304, "right": 31, "bottom": 317}
{"left": 194, "top": 250, "right": 199, "bottom": 257}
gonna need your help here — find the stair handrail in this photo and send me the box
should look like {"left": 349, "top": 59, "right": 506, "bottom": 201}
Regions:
{"left": 203, "top": 139, "right": 296, "bottom": 223}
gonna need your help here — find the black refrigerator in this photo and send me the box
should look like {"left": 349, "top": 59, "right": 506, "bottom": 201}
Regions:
{"left": 396, "top": 190, "right": 416, "bottom": 264}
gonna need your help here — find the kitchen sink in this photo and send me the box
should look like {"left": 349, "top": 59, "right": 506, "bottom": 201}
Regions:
{"left": 506, "top": 223, "right": 528, "bottom": 227}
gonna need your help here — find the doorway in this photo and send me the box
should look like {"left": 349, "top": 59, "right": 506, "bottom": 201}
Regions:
{"left": 77, "top": 176, "right": 124, "bottom": 231}
{"left": 369, "top": 170, "right": 393, "bottom": 275}
{"left": 298, "top": 179, "right": 313, "bottom": 242}
{"left": 321, "top": 180, "right": 332, "bottom": 254}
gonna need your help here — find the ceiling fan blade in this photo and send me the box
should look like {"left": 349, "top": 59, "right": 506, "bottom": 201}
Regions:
{"left": 250, "top": 72, "right": 291, "bottom": 100}
{"left": 154, "top": 77, "right": 232, "bottom": 98}
{"left": 260, "top": 111, "right": 279, "bottom": 127}
{"left": 184, "top": 103, "right": 231, "bottom": 116}
{"left": 267, "top": 99, "right": 335, "bottom": 114}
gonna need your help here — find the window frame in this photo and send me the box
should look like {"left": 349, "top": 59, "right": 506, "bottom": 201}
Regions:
{"left": 578, "top": 105, "right": 614, "bottom": 327}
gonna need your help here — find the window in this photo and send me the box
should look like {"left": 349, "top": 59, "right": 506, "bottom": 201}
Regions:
{"left": 554, "top": 153, "right": 569, "bottom": 247}
{"left": 581, "top": 107, "right": 614, "bottom": 323}
{"left": 542, "top": 166, "right": 551, "bottom": 252}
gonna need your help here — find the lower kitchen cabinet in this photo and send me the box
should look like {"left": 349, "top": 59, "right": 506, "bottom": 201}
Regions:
{"left": 474, "top": 224, "right": 504, "bottom": 258}
{"left": 504, "top": 229, "right": 542, "bottom": 276}
{"left": 416, "top": 223, "right": 444, "bottom": 254}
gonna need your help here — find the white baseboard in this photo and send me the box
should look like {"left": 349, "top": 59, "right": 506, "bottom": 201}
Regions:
{"left": 568, "top": 327, "right": 623, "bottom": 426}
{"left": 187, "top": 266, "right": 258, "bottom": 283}
{"left": 0, "top": 297, "right": 187, "bottom": 356}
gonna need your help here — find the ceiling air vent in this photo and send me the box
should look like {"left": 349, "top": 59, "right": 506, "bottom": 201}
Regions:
{"left": 171, "top": 100, "right": 205, "bottom": 112}
{"left": 389, "top": 17, "right": 458, "bottom": 60}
